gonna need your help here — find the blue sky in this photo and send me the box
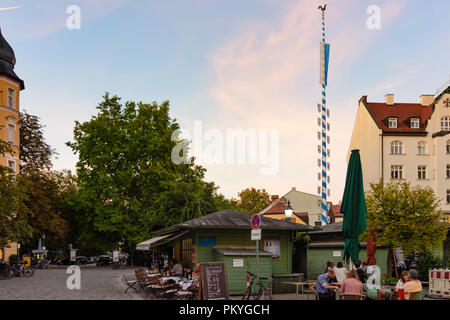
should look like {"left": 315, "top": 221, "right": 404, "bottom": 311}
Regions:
{"left": 1, "top": 0, "right": 449, "bottom": 201}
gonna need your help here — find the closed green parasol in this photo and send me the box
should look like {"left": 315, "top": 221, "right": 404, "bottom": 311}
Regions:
{"left": 340, "top": 149, "right": 367, "bottom": 264}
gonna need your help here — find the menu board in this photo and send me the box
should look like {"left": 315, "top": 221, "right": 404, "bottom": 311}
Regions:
{"left": 200, "top": 262, "right": 229, "bottom": 300}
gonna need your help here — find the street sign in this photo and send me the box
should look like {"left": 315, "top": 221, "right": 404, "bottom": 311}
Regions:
{"left": 251, "top": 214, "right": 261, "bottom": 230}
{"left": 251, "top": 229, "right": 261, "bottom": 241}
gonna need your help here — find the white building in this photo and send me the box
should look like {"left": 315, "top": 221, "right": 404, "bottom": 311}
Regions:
{"left": 347, "top": 85, "right": 450, "bottom": 221}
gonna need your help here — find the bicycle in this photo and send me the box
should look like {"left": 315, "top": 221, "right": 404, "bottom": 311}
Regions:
{"left": 242, "top": 272, "right": 272, "bottom": 300}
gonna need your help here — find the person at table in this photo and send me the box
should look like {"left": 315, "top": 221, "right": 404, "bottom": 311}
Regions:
{"left": 192, "top": 264, "right": 201, "bottom": 280}
{"left": 402, "top": 269, "right": 422, "bottom": 300}
{"left": 172, "top": 259, "right": 183, "bottom": 276}
{"left": 316, "top": 269, "right": 339, "bottom": 300}
{"left": 396, "top": 270, "right": 409, "bottom": 289}
{"left": 335, "top": 261, "right": 348, "bottom": 284}
{"left": 355, "top": 262, "right": 367, "bottom": 283}
{"left": 324, "top": 261, "right": 334, "bottom": 273}
{"left": 183, "top": 265, "right": 192, "bottom": 279}
{"left": 340, "top": 270, "right": 363, "bottom": 298}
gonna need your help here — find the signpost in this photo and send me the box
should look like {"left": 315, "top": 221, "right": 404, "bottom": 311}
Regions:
{"left": 250, "top": 214, "right": 261, "bottom": 281}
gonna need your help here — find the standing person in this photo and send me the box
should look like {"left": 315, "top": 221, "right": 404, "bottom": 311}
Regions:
{"left": 340, "top": 270, "right": 363, "bottom": 298}
{"left": 335, "top": 261, "right": 348, "bottom": 283}
{"left": 355, "top": 262, "right": 367, "bottom": 283}
{"left": 316, "top": 269, "right": 339, "bottom": 300}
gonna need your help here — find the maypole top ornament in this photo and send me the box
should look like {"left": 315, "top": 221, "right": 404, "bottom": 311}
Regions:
{"left": 318, "top": 4, "right": 327, "bottom": 16}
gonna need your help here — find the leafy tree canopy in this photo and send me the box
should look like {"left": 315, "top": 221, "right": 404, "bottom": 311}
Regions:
{"left": 67, "top": 94, "right": 226, "bottom": 251}
{"left": 362, "top": 180, "right": 449, "bottom": 255}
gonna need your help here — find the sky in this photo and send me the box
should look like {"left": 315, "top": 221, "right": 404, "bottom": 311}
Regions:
{"left": 1, "top": 0, "right": 449, "bottom": 202}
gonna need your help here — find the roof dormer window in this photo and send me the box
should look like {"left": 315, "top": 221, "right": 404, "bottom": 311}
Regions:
{"left": 388, "top": 117, "right": 398, "bottom": 129}
{"left": 410, "top": 117, "right": 420, "bottom": 129}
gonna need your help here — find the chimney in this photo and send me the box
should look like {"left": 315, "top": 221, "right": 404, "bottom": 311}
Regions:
{"left": 270, "top": 195, "right": 279, "bottom": 202}
{"left": 420, "top": 94, "right": 434, "bottom": 106}
{"left": 292, "top": 187, "right": 296, "bottom": 191}
{"left": 385, "top": 94, "right": 394, "bottom": 105}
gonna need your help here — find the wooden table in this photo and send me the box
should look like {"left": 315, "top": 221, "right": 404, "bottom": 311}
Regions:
{"left": 282, "top": 282, "right": 313, "bottom": 299}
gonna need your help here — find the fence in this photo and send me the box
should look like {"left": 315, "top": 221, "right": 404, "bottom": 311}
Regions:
{"left": 429, "top": 269, "right": 450, "bottom": 297}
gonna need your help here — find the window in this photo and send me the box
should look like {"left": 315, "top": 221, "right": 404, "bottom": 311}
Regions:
{"left": 327, "top": 149, "right": 330, "bottom": 157}
{"left": 441, "top": 117, "right": 450, "bottom": 131}
{"left": 8, "top": 124, "right": 14, "bottom": 144}
{"left": 391, "top": 165, "right": 403, "bottom": 179}
{"left": 447, "top": 190, "right": 450, "bottom": 204}
{"left": 317, "top": 145, "right": 321, "bottom": 153}
{"left": 317, "top": 200, "right": 321, "bottom": 208}
{"left": 447, "top": 140, "right": 450, "bottom": 154}
{"left": 391, "top": 141, "right": 403, "bottom": 154}
{"left": 317, "top": 186, "right": 321, "bottom": 195}
{"left": 447, "top": 165, "right": 450, "bottom": 179}
{"left": 181, "top": 238, "right": 192, "bottom": 266}
{"left": 410, "top": 118, "right": 420, "bottom": 129}
{"left": 317, "top": 131, "right": 321, "bottom": 140}
{"left": 417, "top": 141, "right": 427, "bottom": 155}
{"left": 418, "top": 166, "right": 427, "bottom": 179}
{"left": 7, "top": 88, "right": 14, "bottom": 108}
{"left": 317, "top": 118, "right": 321, "bottom": 126}
{"left": 327, "top": 136, "right": 330, "bottom": 144}
{"left": 327, "top": 123, "right": 330, "bottom": 131}
{"left": 388, "top": 117, "right": 398, "bottom": 128}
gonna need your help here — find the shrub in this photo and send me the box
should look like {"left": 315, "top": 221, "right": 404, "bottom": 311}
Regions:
{"left": 418, "top": 252, "right": 445, "bottom": 281}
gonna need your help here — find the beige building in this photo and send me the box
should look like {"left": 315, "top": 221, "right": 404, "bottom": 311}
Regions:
{"left": 347, "top": 85, "right": 450, "bottom": 221}
{"left": 260, "top": 187, "right": 329, "bottom": 226}
{"left": 0, "top": 28, "right": 24, "bottom": 262}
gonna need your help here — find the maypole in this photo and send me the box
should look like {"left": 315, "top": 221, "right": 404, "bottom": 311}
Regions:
{"left": 318, "top": 4, "right": 330, "bottom": 226}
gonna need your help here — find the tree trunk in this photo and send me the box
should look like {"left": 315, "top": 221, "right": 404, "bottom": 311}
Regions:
{"left": 392, "top": 248, "right": 399, "bottom": 279}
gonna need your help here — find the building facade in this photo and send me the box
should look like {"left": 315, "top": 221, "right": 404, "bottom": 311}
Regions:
{"left": 347, "top": 88, "right": 450, "bottom": 221}
{"left": 0, "top": 28, "right": 24, "bottom": 262}
{"left": 259, "top": 188, "right": 331, "bottom": 226}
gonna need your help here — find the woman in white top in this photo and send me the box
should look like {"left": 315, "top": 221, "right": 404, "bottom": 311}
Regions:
{"left": 335, "top": 261, "right": 348, "bottom": 283}
{"left": 395, "top": 270, "right": 409, "bottom": 289}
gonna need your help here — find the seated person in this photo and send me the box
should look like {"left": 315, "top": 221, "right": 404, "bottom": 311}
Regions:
{"left": 183, "top": 265, "right": 192, "bottom": 279}
{"left": 172, "top": 259, "right": 183, "bottom": 276}
{"left": 378, "top": 269, "right": 422, "bottom": 300}
{"left": 192, "top": 264, "right": 201, "bottom": 280}
{"left": 316, "top": 269, "right": 339, "bottom": 300}
{"left": 355, "top": 262, "right": 367, "bottom": 283}
{"left": 396, "top": 271, "right": 409, "bottom": 289}
{"left": 340, "top": 270, "right": 363, "bottom": 298}
{"left": 402, "top": 269, "right": 422, "bottom": 300}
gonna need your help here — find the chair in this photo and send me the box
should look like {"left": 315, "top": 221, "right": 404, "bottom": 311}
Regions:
{"left": 310, "top": 283, "right": 319, "bottom": 300}
{"left": 122, "top": 273, "right": 138, "bottom": 293}
{"left": 302, "top": 280, "right": 317, "bottom": 300}
{"left": 340, "top": 294, "right": 365, "bottom": 300}
{"left": 407, "top": 291, "right": 422, "bottom": 300}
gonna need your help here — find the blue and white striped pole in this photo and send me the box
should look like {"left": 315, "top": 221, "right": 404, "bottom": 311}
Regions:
{"left": 318, "top": 5, "right": 329, "bottom": 226}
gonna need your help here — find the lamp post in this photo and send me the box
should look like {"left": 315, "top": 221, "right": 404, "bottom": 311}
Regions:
{"left": 285, "top": 200, "right": 293, "bottom": 223}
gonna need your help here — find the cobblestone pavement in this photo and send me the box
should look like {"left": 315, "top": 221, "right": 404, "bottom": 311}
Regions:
{"left": 0, "top": 265, "right": 143, "bottom": 300}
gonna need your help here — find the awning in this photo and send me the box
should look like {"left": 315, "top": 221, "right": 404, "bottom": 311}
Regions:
{"left": 136, "top": 230, "right": 190, "bottom": 250}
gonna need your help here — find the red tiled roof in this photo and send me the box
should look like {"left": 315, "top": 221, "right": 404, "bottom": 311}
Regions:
{"left": 265, "top": 202, "right": 285, "bottom": 214}
{"left": 362, "top": 97, "right": 434, "bottom": 134}
{"left": 330, "top": 204, "right": 343, "bottom": 217}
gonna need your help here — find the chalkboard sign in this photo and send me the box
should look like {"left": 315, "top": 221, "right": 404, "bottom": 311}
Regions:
{"left": 199, "top": 262, "right": 229, "bottom": 300}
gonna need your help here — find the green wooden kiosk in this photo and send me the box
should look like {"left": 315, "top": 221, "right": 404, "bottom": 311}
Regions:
{"left": 137, "top": 209, "right": 315, "bottom": 295}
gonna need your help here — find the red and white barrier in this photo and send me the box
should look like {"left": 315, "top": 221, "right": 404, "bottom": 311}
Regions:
{"left": 429, "top": 269, "right": 450, "bottom": 297}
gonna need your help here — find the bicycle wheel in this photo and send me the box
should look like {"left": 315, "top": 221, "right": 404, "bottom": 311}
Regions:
{"left": 24, "top": 267, "right": 34, "bottom": 277}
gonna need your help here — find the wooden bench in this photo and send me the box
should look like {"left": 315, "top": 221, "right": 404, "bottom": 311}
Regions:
{"left": 123, "top": 273, "right": 138, "bottom": 293}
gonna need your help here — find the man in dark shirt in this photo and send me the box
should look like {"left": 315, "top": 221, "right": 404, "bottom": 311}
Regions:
{"left": 355, "top": 262, "right": 367, "bottom": 283}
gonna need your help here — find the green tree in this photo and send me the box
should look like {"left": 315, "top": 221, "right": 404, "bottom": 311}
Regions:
{"left": 0, "top": 142, "right": 32, "bottom": 247}
{"left": 19, "top": 110, "right": 57, "bottom": 172}
{"left": 363, "top": 180, "right": 448, "bottom": 255}
{"left": 235, "top": 187, "right": 271, "bottom": 214}
{"left": 67, "top": 94, "right": 225, "bottom": 253}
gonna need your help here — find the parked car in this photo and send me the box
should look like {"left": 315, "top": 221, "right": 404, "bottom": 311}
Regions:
{"left": 96, "top": 255, "right": 111, "bottom": 266}
{"left": 76, "top": 256, "right": 89, "bottom": 265}
{"left": 55, "top": 258, "right": 69, "bottom": 266}
{"left": 88, "top": 256, "right": 99, "bottom": 264}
